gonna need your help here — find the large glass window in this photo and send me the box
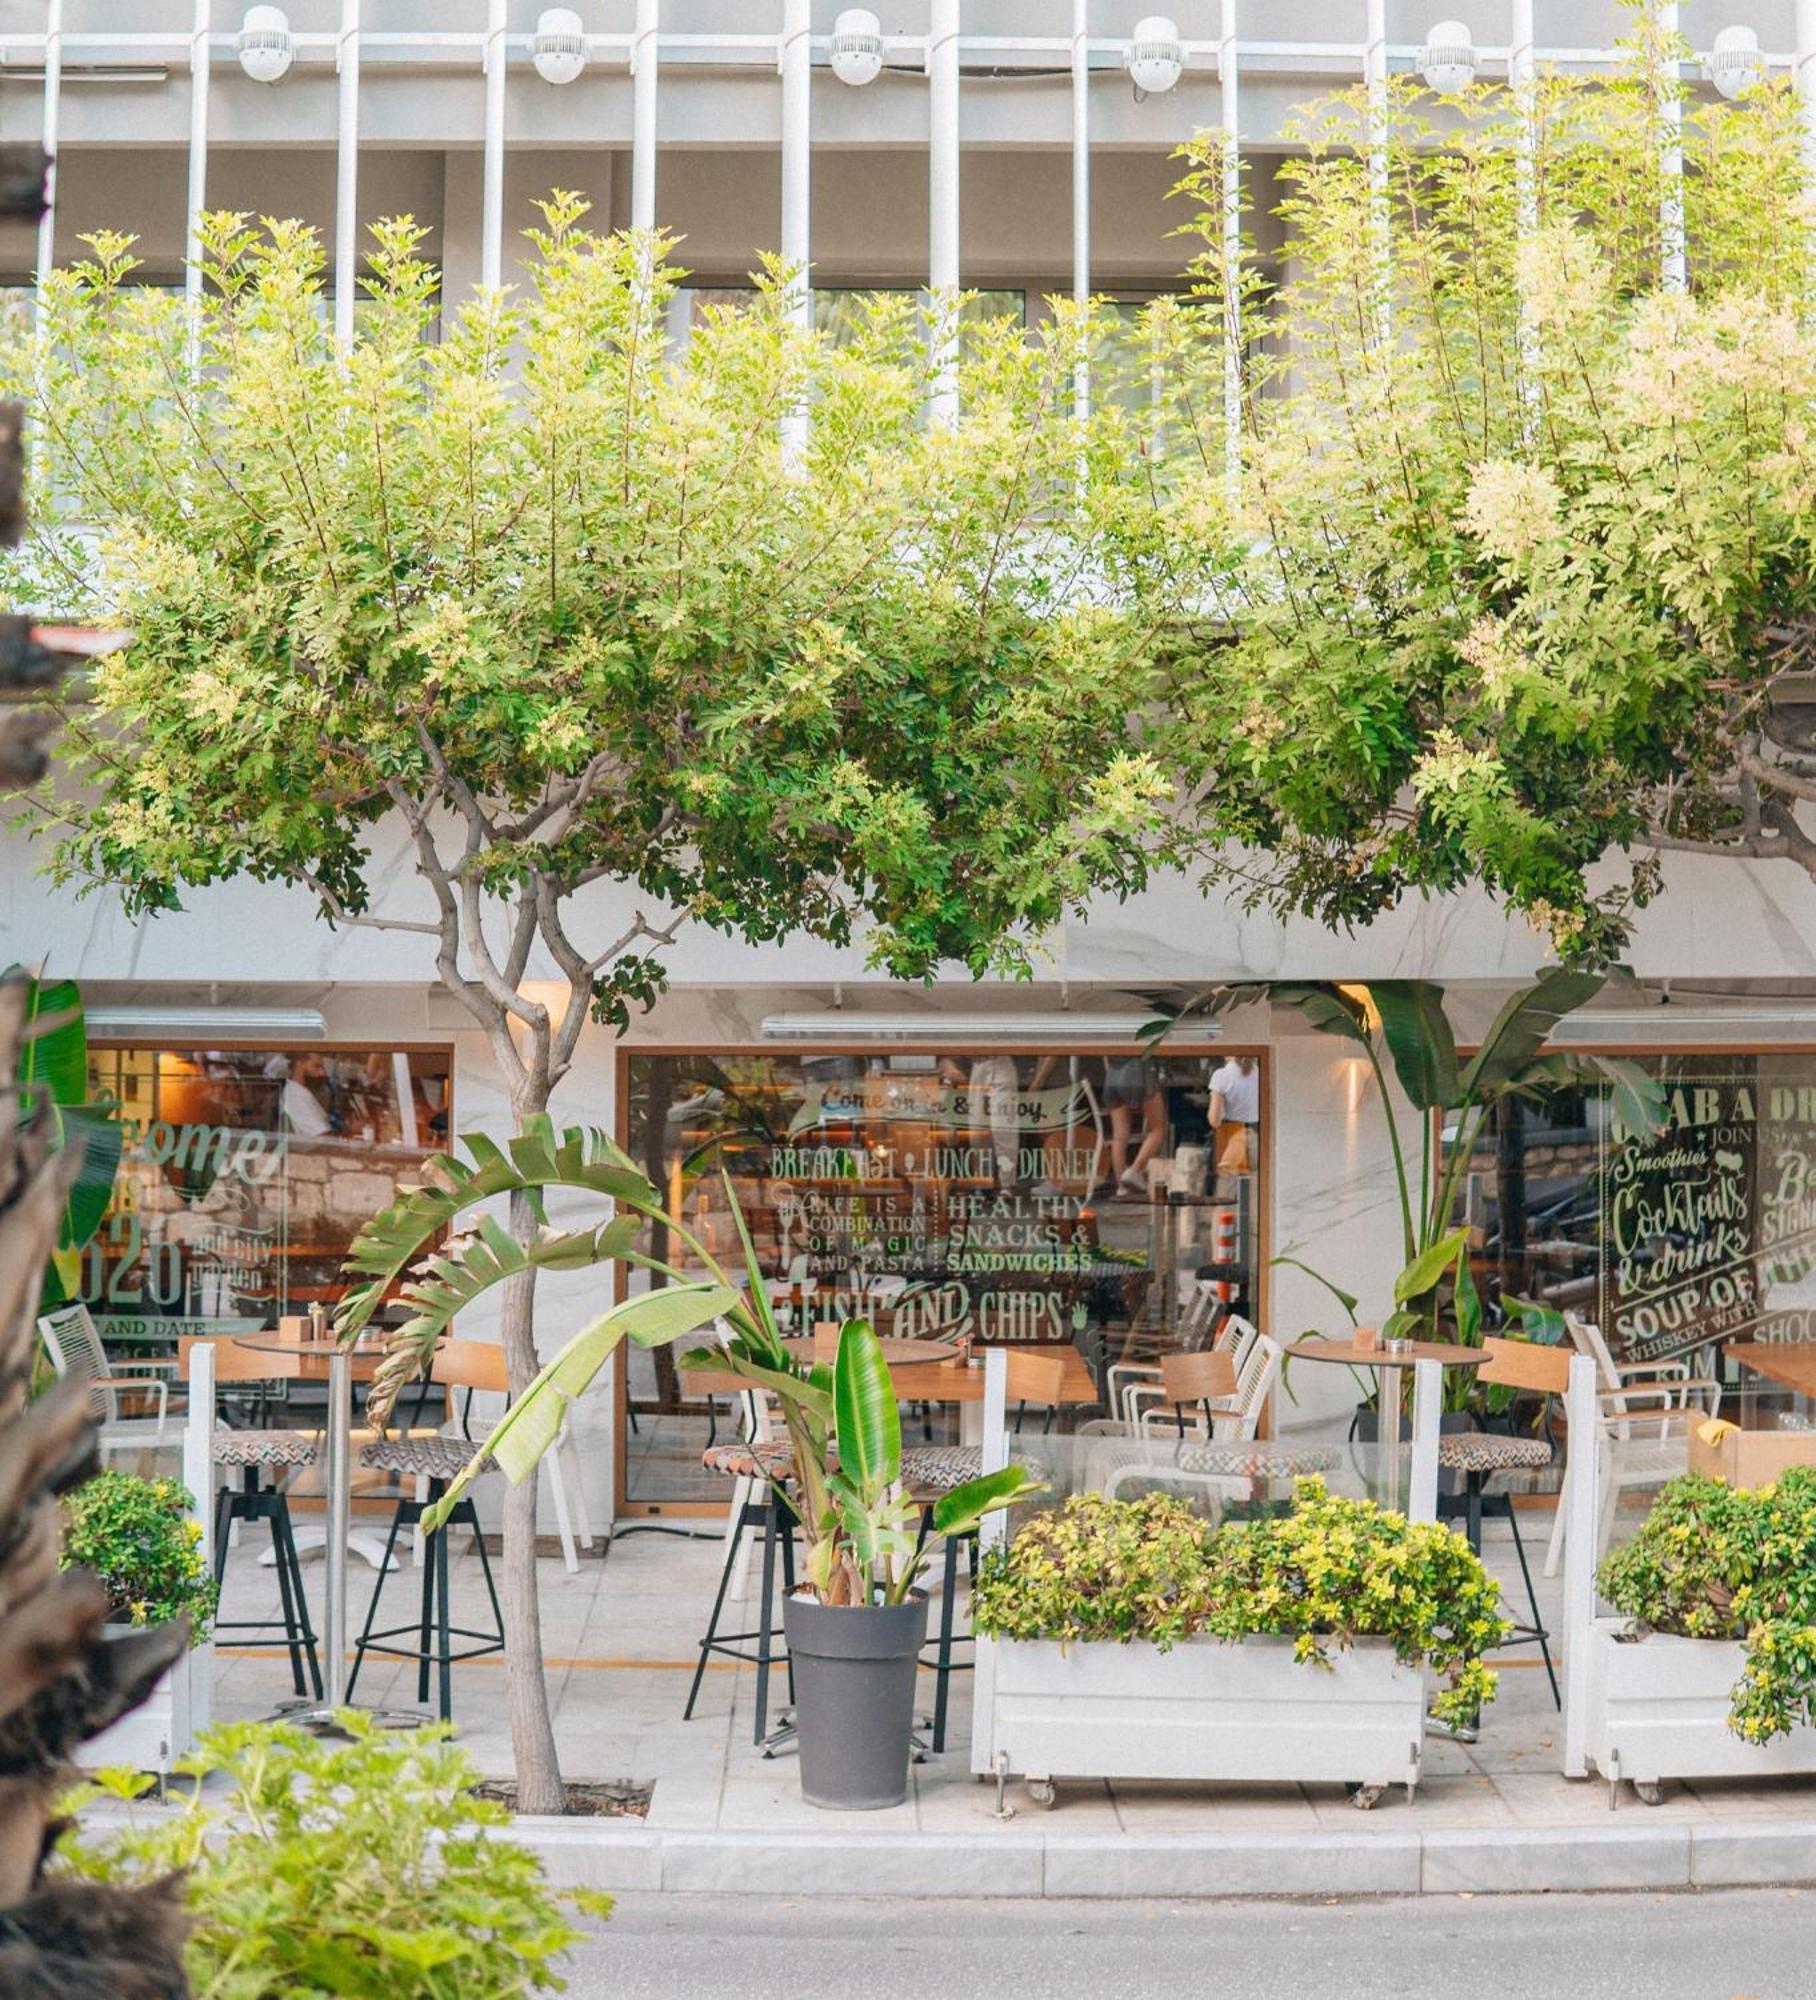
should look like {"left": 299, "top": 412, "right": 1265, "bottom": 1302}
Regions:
{"left": 619, "top": 1044, "right": 1260, "bottom": 1509}
{"left": 1453, "top": 1053, "right": 1816, "bottom": 1367}
{"left": 81, "top": 1043, "right": 452, "bottom": 1357}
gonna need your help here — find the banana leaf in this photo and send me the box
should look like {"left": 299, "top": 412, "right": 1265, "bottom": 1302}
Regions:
{"left": 930, "top": 1462, "right": 1045, "bottom": 1540}
{"left": 1458, "top": 969, "right": 1605, "bottom": 1101}
{"left": 1368, "top": 981, "right": 1460, "bottom": 1111}
{"left": 833, "top": 1319, "right": 900, "bottom": 1499}
{"left": 422, "top": 1280, "right": 737, "bottom": 1526}
{"left": 1393, "top": 1225, "right": 1470, "bottom": 1304}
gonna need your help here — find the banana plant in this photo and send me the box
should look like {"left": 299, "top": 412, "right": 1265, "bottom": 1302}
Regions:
{"left": 333, "top": 1119, "right": 1039, "bottom": 1559}
{"left": 1145, "top": 971, "right": 1665, "bottom": 1405}
{"left": 14, "top": 972, "right": 122, "bottom": 1309}
{"left": 684, "top": 1192, "right": 1043, "bottom": 1607}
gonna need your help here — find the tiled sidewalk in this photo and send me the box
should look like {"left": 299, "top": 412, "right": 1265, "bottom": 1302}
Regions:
{"left": 200, "top": 1521, "right": 1816, "bottom": 1841}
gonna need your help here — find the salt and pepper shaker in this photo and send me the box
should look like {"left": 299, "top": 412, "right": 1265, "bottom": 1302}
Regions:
{"left": 308, "top": 1300, "right": 327, "bottom": 1345}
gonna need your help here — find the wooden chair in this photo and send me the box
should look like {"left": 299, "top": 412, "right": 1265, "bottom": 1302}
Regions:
{"left": 178, "top": 1336, "right": 321, "bottom": 1700}
{"left": 1435, "top": 1336, "right": 1566, "bottom": 1707}
{"left": 39, "top": 1303, "right": 172, "bottom": 1460}
{"left": 346, "top": 1338, "right": 507, "bottom": 1722}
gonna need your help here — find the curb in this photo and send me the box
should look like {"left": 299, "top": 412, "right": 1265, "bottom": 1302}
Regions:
{"left": 508, "top": 1814, "right": 1816, "bottom": 1899}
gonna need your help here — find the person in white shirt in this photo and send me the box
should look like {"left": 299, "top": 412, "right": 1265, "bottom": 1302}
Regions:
{"left": 1208, "top": 1055, "right": 1260, "bottom": 1179}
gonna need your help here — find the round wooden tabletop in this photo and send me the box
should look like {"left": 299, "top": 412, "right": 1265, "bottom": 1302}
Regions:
{"left": 1286, "top": 1337, "right": 1489, "bottom": 1368}
{"left": 781, "top": 1336, "right": 962, "bottom": 1368}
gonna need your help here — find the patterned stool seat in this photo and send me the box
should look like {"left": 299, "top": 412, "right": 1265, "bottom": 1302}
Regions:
{"left": 901, "top": 1444, "right": 1046, "bottom": 1494}
{"left": 1437, "top": 1431, "right": 1552, "bottom": 1475}
{"left": 1175, "top": 1442, "right": 1341, "bottom": 1479}
{"left": 213, "top": 1429, "right": 318, "bottom": 1469}
{"left": 360, "top": 1433, "right": 488, "bottom": 1482}
{"left": 701, "top": 1439, "right": 797, "bottom": 1483}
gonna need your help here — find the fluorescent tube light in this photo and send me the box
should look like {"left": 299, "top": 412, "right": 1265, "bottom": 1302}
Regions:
{"left": 759, "top": 1012, "right": 1212, "bottom": 1043}
{"left": 1552, "top": 1008, "right": 1816, "bottom": 1046}
{"left": 88, "top": 1006, "right": 329, "bottom": 1041}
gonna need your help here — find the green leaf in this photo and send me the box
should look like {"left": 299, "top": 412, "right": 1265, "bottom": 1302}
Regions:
{"left": 1454, "top": 1245, "right": 1482, "bottom": 1347}
{"left": 1368, "top": 982, "right": 1460, "bottom": 1110}
{"left": 423, "top": 1281, "right": 737, "bottom": 1525}
{"left": 1393, "top": 1225, "right": 1470, "bottom": 1303}
{"left": 18, "top": 975, "right": 87, "bottom": 1109}
{"left": 930, "top": 1463, "right": 1045, "bottom": 1538}
{"left": 1504, "top": 1295, "right": 1566, "bottom": 1344}
{"left": 1271, "top": 983, "right": 1372, "bottom": 1048}
{"left": 1271, "top": 1255, "right": 1360, "bottom": 1321}
{"left": 832, "top": 1318, "right": 900, "bottom": 1498}
{"left": 1458, "top": 969, "right": 1605, "bottom": 1102}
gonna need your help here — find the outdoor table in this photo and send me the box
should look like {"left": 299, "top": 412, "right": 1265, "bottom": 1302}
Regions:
{"left": 1726, "top": 1342, "right": 1816, "bottom": 1399}
{"left": 234, "top": 1333, "right": 392, "bottom": 1724}
{"left": 1285, "top": 1336, "right": 1487, "bottom": 1515}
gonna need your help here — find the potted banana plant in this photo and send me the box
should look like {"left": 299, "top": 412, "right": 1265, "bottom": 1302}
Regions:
{"left": 689, "top": 1205, "right": 1044, "bottom": 1810}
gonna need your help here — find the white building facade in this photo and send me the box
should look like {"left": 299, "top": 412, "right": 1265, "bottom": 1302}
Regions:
{"left": 8, "top": 0, "right": 1816, "bottom": 1523}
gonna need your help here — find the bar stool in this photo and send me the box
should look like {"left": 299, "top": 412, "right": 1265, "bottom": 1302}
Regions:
{"left": 684, "top": 1435, "right": 800, "bottom": 1746}
{"left": 178, "top": 1336, "right": 321, "bottom": 1700}
{"left": 1436, "top": 1336, "right": 1564, "bottom": 1709}
{"left": 346, "top": 1339, "right": 506, "bottom": 1723}
{"left": 901, "top": 1348, "right": 1068, "bottom": 1753}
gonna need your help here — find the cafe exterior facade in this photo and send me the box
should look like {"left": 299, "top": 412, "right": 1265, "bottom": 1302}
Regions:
{"left": 10, "top": 0, "right": 1816, "bottom": 1535}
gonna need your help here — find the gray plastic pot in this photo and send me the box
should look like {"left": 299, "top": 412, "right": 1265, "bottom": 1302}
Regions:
{"left": 783, "top": 1589, "right": 929, "bottom": 1810}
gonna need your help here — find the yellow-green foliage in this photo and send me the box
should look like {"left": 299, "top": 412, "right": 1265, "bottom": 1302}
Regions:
{"left": 973, "top": 1480, "right": 1507, "bottom": 1728}
{"left": 1600, "top": 1468, "right": 1816, "bottom": 1746}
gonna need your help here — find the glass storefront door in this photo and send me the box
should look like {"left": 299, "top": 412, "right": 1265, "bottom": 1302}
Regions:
{"left": 618, "top": 1044, "right": 1263, "bottom": 1511}
{"left": 83, "top": 1042, "right": 452, "bottom": 1356}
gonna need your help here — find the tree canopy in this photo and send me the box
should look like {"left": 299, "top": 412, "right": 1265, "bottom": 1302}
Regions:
{"left": 1160, "top": 25, "right": 1816, "bottom": 961}
{"left": 4, "top": 197, "right": 1174, "bottom": 1108}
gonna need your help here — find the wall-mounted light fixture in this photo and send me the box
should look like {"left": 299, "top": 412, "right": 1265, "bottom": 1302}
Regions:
{"left": 236, "top": 5, "right": 293, "bottom": 83}
{"left": 531, "top": 8, "right": 587, "bottom": 86}
{"left": 829, "top": 8, "right": 884, "bottom": 86}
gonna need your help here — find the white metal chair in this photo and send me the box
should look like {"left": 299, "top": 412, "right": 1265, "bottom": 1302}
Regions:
{"left": 1123, "top": 1312, "right": 1260, "bottom": 1434}
{"left": 38, "top": 1302, "right": 173, "bottom": 1459}
{"left": 1544, "top": 1311, "right": 1722, "bottom": 1576}
{"left": 1105, "top": 1280, "right": 1227, "bottom": 1424}
{"left": 1094, "top": 1336, "right": 1286, "bottom": 1505}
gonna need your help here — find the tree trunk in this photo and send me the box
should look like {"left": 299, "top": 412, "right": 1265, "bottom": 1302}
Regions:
{"left": 498, "top": 1151, "right": 565, "bottom": 1814}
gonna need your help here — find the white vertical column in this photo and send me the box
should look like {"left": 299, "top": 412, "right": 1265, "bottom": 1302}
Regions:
{"left": 335, "top": 0, "right": 362, "bottom": 350}
{"left": 632, "top": 0, "right": 660, "bottom": 238}
{"left": 1220, "top": 0, "right": 1241, "bottom": 485}
{"left": 1408, "top": 1359, "right": 1441, "bottom": 1524}
{"left": 1510, "top": 0, "right": 1538, "bottom": 435}
{"left": 928, "top": 0, "right": 961, "bottom": 427}
{"left": 1800, "top": 0, "right": 1816, "bottom": 197}
{"left": 1070, "top": 0, "right": 1090, "bottom": 424}
{"left": 33, "top": 0, "right": 63, "bottom": 322}
{"left": 185, "top": 0, "right": 212, "bottom": 326}
{"left": 1364, "top": 0, "right": 1390, "bottom": 343}
{"left": 481, "top": 0, "right": 507, "bottom": 289}
{"left": 780, "top": 0, "right": 812, "bottom": 465}
{"left": 1657, "top": 1, "right": 1686, "bottom": 292}
{"left": 1560, "top": 1354, "right": 1599, "bottom": 1778}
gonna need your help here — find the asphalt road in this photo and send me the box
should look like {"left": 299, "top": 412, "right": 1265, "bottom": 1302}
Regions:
{"left": 560, "top": 1888, "right": 1816, "bottom": 1999}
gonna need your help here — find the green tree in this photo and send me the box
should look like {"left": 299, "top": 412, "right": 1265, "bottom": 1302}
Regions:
{"left": 1156, "top": 21, "right": 1816, "bottom": 963}
{"left": 0, "top": 200, "right": 1173, "bottom": 1808}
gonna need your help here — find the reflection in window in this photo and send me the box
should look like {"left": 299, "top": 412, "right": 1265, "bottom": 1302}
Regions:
{"left": 82, "top": 1044, "right": 451, "bottom": 1356}
{"left": 621, "top": 1047, "right": 1260, "bottom": 1506}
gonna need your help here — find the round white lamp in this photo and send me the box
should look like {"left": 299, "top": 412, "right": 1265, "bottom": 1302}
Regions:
{"left": 1707, "top": 23, "right": 1764, "bottom": 99}
{"left": 1419, "top": 19, "right": 1477, "bottom": 93}
{"left": 1127, "top": 15, "right": 1184, "bottom": 96}
{"left": 530, "top": 9, "right": 588, "bottom": 86}
{"left": 829, "top": 10, "right": 884, "bottom": 87}
{"left": 236, "top": 5, "right": 293, "bottom": 84}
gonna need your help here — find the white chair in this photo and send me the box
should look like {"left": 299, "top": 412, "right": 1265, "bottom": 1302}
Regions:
{"left": 38, "top": 1302, "right": 173, "bottom": 1459}
{"left": 1544, "top": 1311, "right": 1722, "bottom": 1576}
{"left": 1106, "top": 1280, "right": 1227, "bottom": 1423}
{"left": 1095, "top": 1335, "right": 1286, "bottom": 1504}
{"left": 1124, "top": 1313, "right": 1260, "bottom": 1434}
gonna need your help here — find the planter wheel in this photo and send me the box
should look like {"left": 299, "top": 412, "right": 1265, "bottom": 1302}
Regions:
{"left": 1348, "top": 1783, "right": 1385, "bottom": 1811}
{"left": 1634, "top": 1780, "right": 1666, "bottom": 1808}
{"left": 1025, "top": 1778, "right": 1058, "bottom": 1811}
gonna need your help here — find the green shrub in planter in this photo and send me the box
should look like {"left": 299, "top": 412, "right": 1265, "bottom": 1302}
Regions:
{"left": 973, "top": 1480, "right": 1507, "bottom": 1728}
{"left": 61, "top": 1470, "right": 217, "bottom": 1645}
{"left": 57, "top": 1713, "right": 608, "bottom": 1997}
{"left": 1599, "top": 1467, "right": 1816, "bottom": 1745}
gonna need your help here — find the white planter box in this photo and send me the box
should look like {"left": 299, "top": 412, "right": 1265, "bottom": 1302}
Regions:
{"left": 972, "top": 1634, "right": 1426, "bottom": 1799}
{"left": 81, "top": 1637, "right": 203, "bottom": 1778}
{"left": 1585, "top": 1619, "right": 1816, "bottom": 1790}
